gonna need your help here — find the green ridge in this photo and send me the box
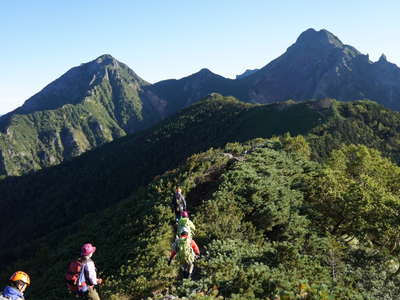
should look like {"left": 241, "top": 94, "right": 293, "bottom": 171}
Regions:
{"left": 2, "top": 139, "right": 400, "bottom": 299}
{"left": 2, "top": 95, "right": 400, "bottom": 299}
{"left": 2, "top": 95, "right": 400, "bottom": 260}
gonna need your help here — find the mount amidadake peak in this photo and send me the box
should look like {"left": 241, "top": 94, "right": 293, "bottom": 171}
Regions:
{"left": 0, "top": 28, "right": 399, "bottom": 176}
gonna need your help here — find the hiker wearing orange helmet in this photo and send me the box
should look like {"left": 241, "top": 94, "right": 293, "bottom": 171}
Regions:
{"left": 1, "top": 271, "right": 30, "bottom": 300}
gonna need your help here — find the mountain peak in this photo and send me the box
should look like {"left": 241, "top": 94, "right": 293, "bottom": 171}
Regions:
{"left": 295, "top": 28, "right": 343, "bottom": 48}
{"left": 198, "top": 68, "right": 213, "bottom": 75}
{"left": 96, "top": 53, "right": 115, "bottom": 60}
{"left": 187, "top": 68, "right": 221, "bottom": 80}
{"left": 379, "top": 53, "right": 388, "bottom": 62}
{"left": 92, "top": 54, "right": 118, "bottom": 66}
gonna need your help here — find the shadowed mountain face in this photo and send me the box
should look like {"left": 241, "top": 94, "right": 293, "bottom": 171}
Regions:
{"left": 245, "top": 29, "right": 400, "bottom": 107}
{"left": 1, "top": 28, "right": 400, "bottom": 176}
{"left": 148, "top": 68, "right": 249, "bottom": 115}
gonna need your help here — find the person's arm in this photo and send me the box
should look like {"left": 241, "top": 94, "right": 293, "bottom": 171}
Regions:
{"left": 191, "top": 240, "right": 200, "bottom": 256}
{"left": 182, "top": 195, "right": 187, "bottom": 210}
{"left": 189, "top": 220, "right": 195, "bottom": 231}
{"left": 172, "top": 193, "right": 177, "bottom": 209}
{"left": 168, "top": 240, "right": 178, "bottom": 264}
{"left": 85, "top": 261, "right": 98, "bottom": 286}
{"left": 168, "top": 250, "right": 176, "bottom": 265}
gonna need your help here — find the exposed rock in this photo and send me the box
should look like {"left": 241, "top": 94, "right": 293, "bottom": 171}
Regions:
{"left": 379, "top": 53, "right": 388, "bottom": 62}
{"left": 236, "top": 68, "right": 259, "bottom": 79}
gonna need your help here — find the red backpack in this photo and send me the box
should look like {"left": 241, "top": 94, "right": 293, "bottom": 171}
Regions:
{"left": 65, "top": 259, "right": 87, "bottom": 293}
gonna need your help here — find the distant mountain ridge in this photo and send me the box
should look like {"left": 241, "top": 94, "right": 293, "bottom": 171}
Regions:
{"left": 1, "top": 28, "right": 400, "bottom": 175}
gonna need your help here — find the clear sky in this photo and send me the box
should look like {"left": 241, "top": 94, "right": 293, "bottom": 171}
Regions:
{"left": 1, "top": 0, "right": 399, "bottom": 114}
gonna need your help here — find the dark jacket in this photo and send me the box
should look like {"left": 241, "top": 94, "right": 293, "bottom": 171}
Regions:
{"left": 173, "top": 191, "right": 187, "bottom": 211}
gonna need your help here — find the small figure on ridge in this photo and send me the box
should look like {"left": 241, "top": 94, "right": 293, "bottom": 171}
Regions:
{"left": 173, "top": 187, "right": 187, "bottom": 220}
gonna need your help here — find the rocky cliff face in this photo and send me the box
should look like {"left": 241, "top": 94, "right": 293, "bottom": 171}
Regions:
{"left": 244, "top": 29, "right": 400, "bottom": 109}
{"left": 236, "top": 69, "right": 259, "bottom": 79}
{"left": 0, "top": 55, "right": 165, "bottom": 175}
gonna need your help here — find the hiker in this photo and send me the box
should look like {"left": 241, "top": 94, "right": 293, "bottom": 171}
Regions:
{"left": 66, "top": 243, "right": 102, "bottom": 300}
{"left": 1, "top": 271, "right": 30, "bottom": 300}
{"left": 168, "top": 229, "right": 200, "bottom": 279}
{"left": 177, "top": 211, "right": 196, "bottom": 237}
{"left": 173, "top": 187, "right": 187, "bottom": 220}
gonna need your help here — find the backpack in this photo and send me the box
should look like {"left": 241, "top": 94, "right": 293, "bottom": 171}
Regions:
{"left": 176, "top": 237, "right": 195, "bottom": 264}
{"left": 178, "top": 218, "right": 195, "bottom": 236}
{"left": 65, "top": 259, "right": 88, "bottom": 293}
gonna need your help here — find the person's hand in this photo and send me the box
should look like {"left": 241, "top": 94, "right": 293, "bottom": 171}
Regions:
{"left": 97, "top": 278, "right": 103, "bottom": 285}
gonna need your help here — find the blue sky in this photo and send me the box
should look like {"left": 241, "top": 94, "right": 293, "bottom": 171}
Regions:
{"left": 1, "top": 0, "right": 399, "bottom": 114}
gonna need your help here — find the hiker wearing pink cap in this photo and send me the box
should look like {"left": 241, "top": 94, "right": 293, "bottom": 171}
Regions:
{"left": 79, "top": 243, "right": 102, "bottom": 300}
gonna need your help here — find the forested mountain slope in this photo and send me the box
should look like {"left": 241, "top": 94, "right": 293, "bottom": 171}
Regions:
{"left": 2, "top": 95, "right": 400, "bottom": 284}
{"left": 2, "top": 139, "right": 400, "bottom": 300}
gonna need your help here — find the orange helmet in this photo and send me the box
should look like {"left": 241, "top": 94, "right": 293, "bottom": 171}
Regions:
{"left": 10, "top": 271, "right": 31, "bottom": 285}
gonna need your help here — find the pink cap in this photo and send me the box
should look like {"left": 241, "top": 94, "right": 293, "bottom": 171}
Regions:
{"left": 181, "top": 211, "right": 189, "bottom": 218}
{"left": 81, "top": 243, "right": 96, "bottom": 256}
